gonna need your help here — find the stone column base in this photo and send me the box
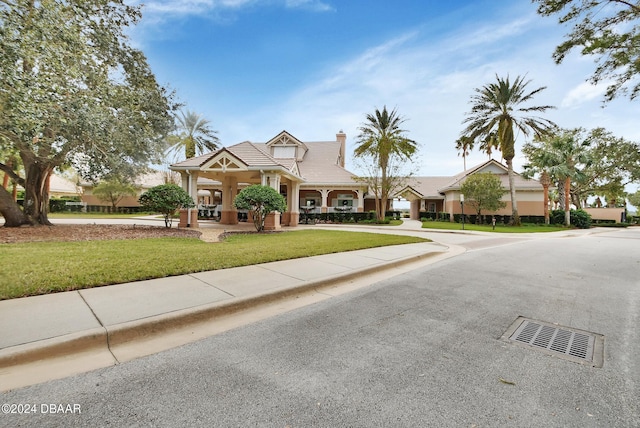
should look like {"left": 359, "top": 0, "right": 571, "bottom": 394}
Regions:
{"left": 263, "top": 212, "right": 281, "bottom": 230}
{"left": 178, "top": 209, "right": 199, "bottom": 228}
{"left": 287, "top": 212, "right": 299, "bottom": 227}
{"left": 220, "top": 210, "right": 239, "bottom": 225}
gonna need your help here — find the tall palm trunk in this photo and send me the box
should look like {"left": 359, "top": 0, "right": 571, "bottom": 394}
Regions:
{"left": 505, "top": 158, "right": 520, "bottom": 225}
{"left": 564, "top": 176, "right": 571, "bottom": 226}
{"left": 540, "top": 171, "right": 551, "bottom": 225}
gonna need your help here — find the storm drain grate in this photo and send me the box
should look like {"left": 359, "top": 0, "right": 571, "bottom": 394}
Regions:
{"left": 502, "top": 317, "right": 604, "bottom": 367}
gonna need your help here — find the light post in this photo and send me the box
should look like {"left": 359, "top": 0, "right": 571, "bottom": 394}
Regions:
{"left": 460, "top": 193, "right": 465, "bottom": 230}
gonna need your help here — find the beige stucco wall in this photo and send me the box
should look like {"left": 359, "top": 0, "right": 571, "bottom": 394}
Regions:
{"left": 583, "top": 208, "right": 625, "bottom": 222}
{"left": 446, "top": 191, "right": 545, "bottom": 217}
{"left": 82, "top": 194, "right": 142, "bottom": 207}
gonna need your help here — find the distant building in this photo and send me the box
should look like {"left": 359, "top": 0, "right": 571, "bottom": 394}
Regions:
{"left": 398, "top": 159, "right": 546, "bottom": 220}
{"left": 80, "top": 171, "right": 168, "bottom": 208}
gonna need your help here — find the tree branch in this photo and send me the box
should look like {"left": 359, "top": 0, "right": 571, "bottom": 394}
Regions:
{"left": 0, "top": 162, "right": 25, "bottom": 187}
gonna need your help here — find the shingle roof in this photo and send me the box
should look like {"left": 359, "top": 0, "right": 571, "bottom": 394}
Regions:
{"left": 170, "top": 133, "right": 359, "bottom": 187}
{"left": 400, "top": 159, "right": 542, "bottom": 198}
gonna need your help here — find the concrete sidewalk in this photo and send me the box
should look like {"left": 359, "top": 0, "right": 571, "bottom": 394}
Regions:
{"left": 0, "top": 237, "right": 453, "bottom": 391}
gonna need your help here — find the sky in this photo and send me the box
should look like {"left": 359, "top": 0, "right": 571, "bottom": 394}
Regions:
{"left": 129, "top": 0, "right": 639, "bottom": 182}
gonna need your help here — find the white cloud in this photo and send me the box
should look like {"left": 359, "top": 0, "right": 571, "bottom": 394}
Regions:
{"left": 561, "top": 81, "right": 608, "bottom": 108}
{"left": 140, "top": 1, "right": 639, "bottom": 179}
{"left": 221, "top": 8, "right": 639, "bottom": 177}
{"left": 285, "top": 0, "right": 334, "bottom": 12}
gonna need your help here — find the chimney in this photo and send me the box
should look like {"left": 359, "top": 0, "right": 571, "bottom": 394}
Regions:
{"left": 336, "top": 130, "right": 346, "bottom": 167}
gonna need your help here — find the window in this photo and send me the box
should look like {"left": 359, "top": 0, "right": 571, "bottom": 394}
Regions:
{"left": 273, "top": 146, "right": 296, "bottom": 158}
{"left": 428, "top": 203, "right": 436, "bottom": 213}
{"left": 336, "top": 193, "right": 354, "bottom": 207}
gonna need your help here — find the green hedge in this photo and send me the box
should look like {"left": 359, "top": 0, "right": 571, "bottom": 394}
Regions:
{"left": 550, "top": 209, "right": 592, "bottom": 229}
{"left": 300, "top": 211, "right": 377, "bottom": 224}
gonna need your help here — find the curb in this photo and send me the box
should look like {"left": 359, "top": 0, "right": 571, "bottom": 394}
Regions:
{"left": 0, "top": 249, "right": 447, "bottom": 370}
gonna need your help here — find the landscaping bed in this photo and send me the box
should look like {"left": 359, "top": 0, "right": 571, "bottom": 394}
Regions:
{"left": 0, "top": 224, "right": 201, "bottom": 244}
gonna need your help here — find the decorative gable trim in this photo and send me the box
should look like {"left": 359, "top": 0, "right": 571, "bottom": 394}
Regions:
{"left": 266, "top": 130, "right": 304, "bottom": 147}
{"left": 290, "top": 162, "right": 301, "bottom": 177}
{"left": 398, "top": 186, "right": 424, "bottom": 199}
{"left": 201, "top": 149, "right": 248, "bottom": 172}
{"left": 266, "top": 130, "right": 308, "bottom": 161}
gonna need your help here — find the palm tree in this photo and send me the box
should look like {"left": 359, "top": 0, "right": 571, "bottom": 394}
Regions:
{"left": 354, "top": 106, "right": 417, "bottom": 221}
{"left": 462, "top": 74, "right": 556, "bottom": 225}
{"left": 455, "top": 136, "right": 474, "bottom": 170}
{"left": 523, "top": 129, "right": 591, "bottom": 226}
{"left": 479, "top": 131, "right": 500, "bottom": 160}
{"left": 167, "top": 110, "right": 219, "bottom": 160}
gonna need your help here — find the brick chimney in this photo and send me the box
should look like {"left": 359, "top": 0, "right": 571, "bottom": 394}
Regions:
{"left": 336, "top": 130, "right": 346, "bottom": 167}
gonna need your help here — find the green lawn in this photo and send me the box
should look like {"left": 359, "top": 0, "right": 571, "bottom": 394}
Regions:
{"left": 0, "top": 230, "right": 428, "bottom": 300}
{"left": 421, "top": 220, "right": 566, "bottom": 233}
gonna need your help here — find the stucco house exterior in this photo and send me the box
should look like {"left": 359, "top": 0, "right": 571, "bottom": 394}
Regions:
{"left": 398, "top": 159, "right": 546, "bottom": 220}
{"left": 169, "top": 131, "right": 367, "bottom": 229}
{"left": 80, "top": 171, "right": 170, "bottom": 208}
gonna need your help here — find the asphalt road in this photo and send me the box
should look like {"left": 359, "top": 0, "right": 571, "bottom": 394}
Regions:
{"left": 2, "top": 227, "right": 639, "bottom": 427}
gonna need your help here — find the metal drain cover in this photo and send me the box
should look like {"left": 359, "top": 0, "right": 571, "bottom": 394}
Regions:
{"left": 502, "top": 317, "right": 604, "bottom": 367}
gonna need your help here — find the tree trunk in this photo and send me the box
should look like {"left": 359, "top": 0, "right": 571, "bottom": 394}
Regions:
{"left": 564, "top": 176, "right": 571, "bottom": 227}
{"left": 0, "top": 186, "right": 30, "bottom": 226}
{"left": 543, "top": 184, "right": 550, "bottom": 224}
{"left": 22, "top": 161, "right": 54, "bottom": 226}
{"left": 505, "top": 158, "right": 520, "bottom": 226}
{"left": 540, "top": 171, "right": 551, "bottom": 225}
{"left": 376, "top": 196, "right": 384, "bottom": 222}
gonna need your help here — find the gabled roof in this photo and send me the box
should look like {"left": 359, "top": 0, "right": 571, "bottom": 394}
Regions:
{"left": 171, "top": 141, "right": 295, "bottom": 173}
{"left": 50, "top": 174, "right": 82, "bottom": 195}
{"left": 169, "top": 131, "right": 360, "bottom": 187}
{"left": 266, "top": 130, "right": 308, "bottom": 149}
{"left": 400, "top": 176, "right": 453, "bottom": 199}
{"left": 397, "top": 159, "right": 542, "bottom": 199}
{"left": 438, "top": 159, "right": 540, "bottom": 192}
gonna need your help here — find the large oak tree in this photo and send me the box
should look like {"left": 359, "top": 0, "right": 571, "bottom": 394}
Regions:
{"left": 534, "top": 0, "right": 640, "bottom": 102}
{"left": 0, "top": 0, "right": 175, "bottom": 227}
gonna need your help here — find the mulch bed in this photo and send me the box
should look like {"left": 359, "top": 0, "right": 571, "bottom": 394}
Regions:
{"left": 0, "top": 224, "right": 202, "bottom": 244}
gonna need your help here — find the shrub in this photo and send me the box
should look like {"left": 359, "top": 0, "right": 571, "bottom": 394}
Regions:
{"left": 233, "top": 185, "right": 287, "bottom": 232}
{"left": 550, "top": 209, "right": 592, "bottom": 229}
{"left": 139, "top": 184, "right": 195, "bottom": 228}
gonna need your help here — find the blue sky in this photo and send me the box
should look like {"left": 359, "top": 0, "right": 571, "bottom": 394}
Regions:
{"left": 130, "top": 0, "right": 639, "bottom": 180}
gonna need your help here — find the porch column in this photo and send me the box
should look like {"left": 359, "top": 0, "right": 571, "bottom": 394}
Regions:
{"left": 220, "top": 176, "right": 238, "bottom": 224}
{"left": 263, "top": 172, "right": 282, "bottom": 230}
{"left": 320, "top": 189, "right": 330, "bottom": 213}
{"left": 179, "top": 172, "right": 199, "bottom": 228}
{"left": 410, "top": 199, "right": 420, "bottom": 220}
{"left": 355, "top": 189, "right": 364, "bottom": 213}
{"left": 288, "top": 181, "right": 300, "bottom": 227}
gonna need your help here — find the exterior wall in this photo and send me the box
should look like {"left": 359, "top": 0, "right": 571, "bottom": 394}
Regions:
{"left": 81, "top": 193, "right": 142, "bottom": 207}
{"left": 445, "top": 191, "right": 545, "bottom": 217}
{"left": 583, "top": 207, "right": 625, "bottom": 222}
{"left": 363, "top": 198, "right": 392, "bottom": 213}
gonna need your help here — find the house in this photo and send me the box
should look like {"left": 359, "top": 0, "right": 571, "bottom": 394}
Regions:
{"left": 398, "top": 159, "right": 546, "bottom": 220}
{"left": 49, "top": 175, "right": 83, "bottom": 198}
{"left": 170, "top": 131, "right": 367, "bottom": 229}
{"left": 80, "top": 171, "right": 172, "bottom": 208}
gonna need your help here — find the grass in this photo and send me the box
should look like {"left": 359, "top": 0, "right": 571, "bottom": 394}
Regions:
{"left": 0, "top": 229, "right": 428, "bottom": 300}
{"left": 421, "top": 220, "right": 566, "bottom": 233}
